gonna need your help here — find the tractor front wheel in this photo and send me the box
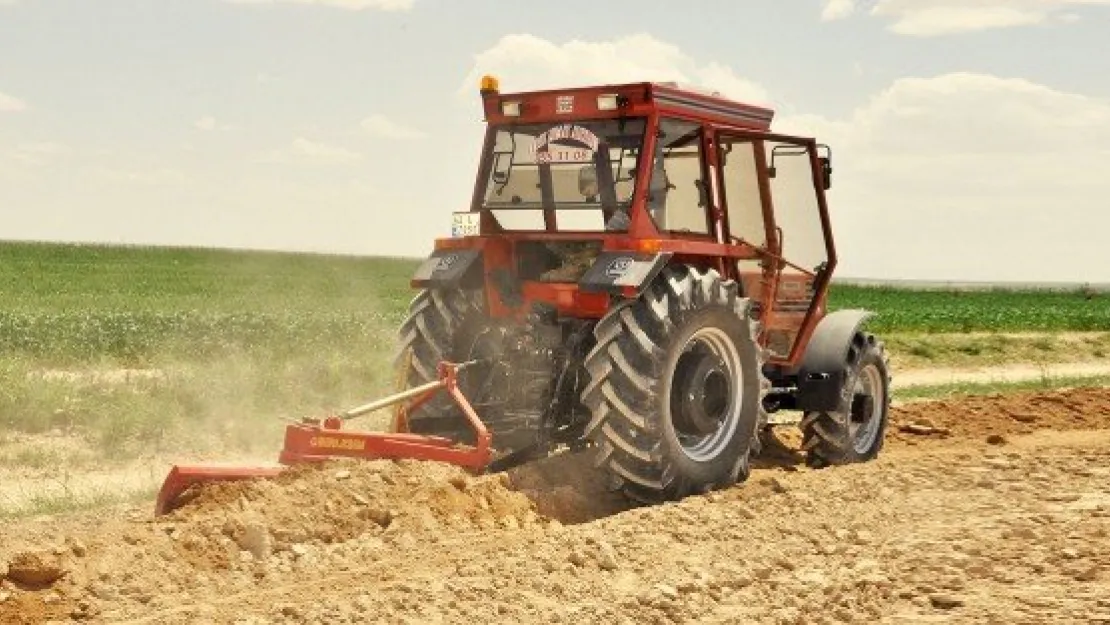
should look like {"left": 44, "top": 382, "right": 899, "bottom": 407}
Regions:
{"left": 800, "top": 333, "right": 891, "bottom": 468}
{"left": 582, "top": 265, "right": 767, "bottom": 504}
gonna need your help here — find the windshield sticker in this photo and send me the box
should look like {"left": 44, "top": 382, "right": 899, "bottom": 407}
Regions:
{"left": 532, "top": 124, "right": 600, "bottom": 164}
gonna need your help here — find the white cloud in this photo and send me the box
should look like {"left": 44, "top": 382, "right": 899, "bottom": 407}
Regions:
{"left": 462, "top": 34, "right": 772, "bottom": 107}
{"left": 259, "top": 137, "right": 364, "bottom": 164}
{"left": 223, "top": 0, "right": 412, "bottom": 10}
{"left": 0, "top": 90, "right": 28, "bottom": 112}
{"left": 360, "top": 114, "right": 426, "bottom": 140}
{"left": 821, "top": 0, "right": 857, "bottom": 20}
{"left": 777, "top": 73, "right": 1110, "bottom": 281}
{"left": 821, "top": 0, "right": 1110, "bottom": 35}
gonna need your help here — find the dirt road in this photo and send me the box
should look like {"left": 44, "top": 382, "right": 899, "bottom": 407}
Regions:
{"left": 894, "top": 361, "right": 1110, "bottom": 388}
{"left": 2, "top": 388, "right": 1110, "bottom": 624}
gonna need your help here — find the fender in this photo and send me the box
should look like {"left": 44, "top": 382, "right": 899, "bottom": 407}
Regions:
{"left": 794, "top": 309, "right": 875, "bottom": 412}
{"left": 578, "top": 251, "right": 673, "bottom": 296}
{"left": 411, "top": 249, "right": 483, "bottom": 289}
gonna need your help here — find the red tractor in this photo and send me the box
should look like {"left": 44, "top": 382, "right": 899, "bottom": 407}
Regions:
{"left": 154, "top": 76, "right": 891, "bottom": 515}
{"left": 392, "top": 76, "right": 891, "bottom": 503}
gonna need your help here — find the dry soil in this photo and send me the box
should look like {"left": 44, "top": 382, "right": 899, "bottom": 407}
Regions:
{"left": 2, "top": 387, "right": 1110, "bottom": 624}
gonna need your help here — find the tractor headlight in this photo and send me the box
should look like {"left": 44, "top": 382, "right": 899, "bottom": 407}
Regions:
{"left": 597, "top": 94, "right": 619, "bottom": 111}
{"left": 501, "top": 100, "right": 521, "bottom": 116}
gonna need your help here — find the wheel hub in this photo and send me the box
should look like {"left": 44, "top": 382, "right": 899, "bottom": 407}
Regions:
{"left": 667, "top": 327, "right": 744, "bottom": 462}
{"left": 672, "top": 351, "right": 731, "bottom": 436}
{"left": 851, "top": 394, "right": 875, "bottom": 423}
{"left": 849, "top": 364, "right": 885, "bottom": 454}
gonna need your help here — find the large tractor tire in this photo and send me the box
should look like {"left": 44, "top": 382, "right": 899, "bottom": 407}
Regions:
{"left": 392, "top": 288, "right": 486, "bottom": 442}
{"left": 800, "top": 332, "right": 891, "bottom": 468}
{"left": 582, "top": 265, "right": 768, "bottom": 504}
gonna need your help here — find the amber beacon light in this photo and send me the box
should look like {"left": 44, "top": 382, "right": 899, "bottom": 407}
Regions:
{"left": 479, "top": 75, "right": 500, "bottom": 94}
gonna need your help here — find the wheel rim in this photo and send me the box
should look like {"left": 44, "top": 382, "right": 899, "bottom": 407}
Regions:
{"left": 668, "top": 327, "right": 743, "bottom": 462}
{"left": 849, "top": 363, "right": 885, "bottom": 454}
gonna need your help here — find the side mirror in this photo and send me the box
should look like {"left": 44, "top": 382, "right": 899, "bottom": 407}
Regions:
{"left": 817, "top": 144, "right": 833, "bottom": 190}
{"left": 820, "top": 156, "right": 832, "bottom": 190}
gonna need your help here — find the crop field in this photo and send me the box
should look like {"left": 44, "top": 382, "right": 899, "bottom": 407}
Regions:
{"left": 0, "top": 243, "right": 415, "bottom": 463}
{"left": 831, "top": 284, "right": 1109, "bottom": 333}
{"left": 3, "top": 242, "right": 1105, "bottom": 359}
{"left": 0, "top": 240, "right": 1107, "bottom": 466}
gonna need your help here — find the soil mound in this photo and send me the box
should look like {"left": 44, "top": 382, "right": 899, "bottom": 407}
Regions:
{"left": 165, "top": 458, "right": 545, "bottom": 563}
{"left": 0, "top": 458, "right": 546, "bottom": 624}
{"left": 891, "top": 386, "right": 1110, "bottom": 441}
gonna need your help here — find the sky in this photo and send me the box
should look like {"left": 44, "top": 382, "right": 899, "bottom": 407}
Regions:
{"left": 1, "top": 0, "right": 1108, "bottom": 283}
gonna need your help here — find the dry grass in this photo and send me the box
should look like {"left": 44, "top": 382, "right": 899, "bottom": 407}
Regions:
{"left": 887, "top": 332, "right": 1110, "bottom": 370}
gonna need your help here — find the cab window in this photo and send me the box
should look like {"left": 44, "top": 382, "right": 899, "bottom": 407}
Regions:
{"left": 646, "top": 119, "right": 711, "bottom": 235}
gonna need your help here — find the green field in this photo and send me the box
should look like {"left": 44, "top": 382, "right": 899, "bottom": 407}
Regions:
{"left": 0, "top": 243, "right": 419, "bottom": 458}
{"left": 0, "top": 240, "right": 1107, "bottom": 463}
{"left": 0, "top": 242, "right": 416, "bottom": 362}
{"left": 830, "top": 284, "right": 1107, "bottom": 333}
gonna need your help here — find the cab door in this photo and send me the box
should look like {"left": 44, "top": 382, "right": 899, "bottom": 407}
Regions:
{"left": 717, "top": 135, "right": 832, "bottom": 362}
{"left": 761, "top": 141, "right": 832, "bottom": 361}
{"left": 716, "top": 134, "right": 775, "bottom": 329}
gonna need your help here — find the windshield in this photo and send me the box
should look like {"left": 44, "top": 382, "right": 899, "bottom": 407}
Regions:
{"left": 479, "top": 119, "right": 646, "bottom": 230}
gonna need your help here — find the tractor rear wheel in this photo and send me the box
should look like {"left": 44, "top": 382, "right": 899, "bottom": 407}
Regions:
{"left": 800, "top": 333, "right": 890, "bottom": 468}
{"left": 392, "top": 288, "right": 485, "bottom": 442}
{"left": 582, "top": 265, "right": 767, "bottom": 503}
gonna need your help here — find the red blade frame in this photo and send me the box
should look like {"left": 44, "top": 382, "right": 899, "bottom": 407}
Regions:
{"left": 154, "top": 361, "right": 491, "bottom": 516}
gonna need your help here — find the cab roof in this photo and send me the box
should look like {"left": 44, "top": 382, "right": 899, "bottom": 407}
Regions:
{"left": 480, "top": 81, "right": 775, "bottom": 132}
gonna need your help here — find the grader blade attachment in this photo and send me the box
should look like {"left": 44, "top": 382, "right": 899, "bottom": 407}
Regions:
{"left": 154, "top": 360, "right": 492, "bottom": 516}
{"left": 155, "top": 464, "right": 285, "bottom": 516}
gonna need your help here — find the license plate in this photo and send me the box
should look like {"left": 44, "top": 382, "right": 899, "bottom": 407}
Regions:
{"left": 451, "top": 212, "right": 481, "bottom": 237}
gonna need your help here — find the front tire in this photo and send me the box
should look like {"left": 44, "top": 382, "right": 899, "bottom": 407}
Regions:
{"left": 581, "top": 265, "right": 768, "bottom": 504}
{"left": 800, "top": 333, "right": 891, "bottom": 468}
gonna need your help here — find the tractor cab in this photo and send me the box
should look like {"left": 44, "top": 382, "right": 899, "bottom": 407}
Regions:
{"left": 422, "top": 76, "right": 838, "bottom": 366}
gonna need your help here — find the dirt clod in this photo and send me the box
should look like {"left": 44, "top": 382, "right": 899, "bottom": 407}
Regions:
{"left": 237, "top": 523, "right": 272, "bottom": 561}
{"left": 1071, "top": 566, "right": 1099, "bottom": 582}
{"left": 70, "top": 599, "right": 96, "bottom": 620}
{"left": 5, "top": 551, "right": 66, "bottom": 587}
{"left": 655, "top": 583, "right": 679, "bottom": 600}
{"left": 68, "top": 542, "right": 87, "bottom": 558}
{"left": 930, "top": 594, "right": 966, "bottom": 609}
{"left": 595, "top": 540, "right": 619, "bottom": 570}
{"left": 900, "top": 422, "right": 951, "bottom": 436}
